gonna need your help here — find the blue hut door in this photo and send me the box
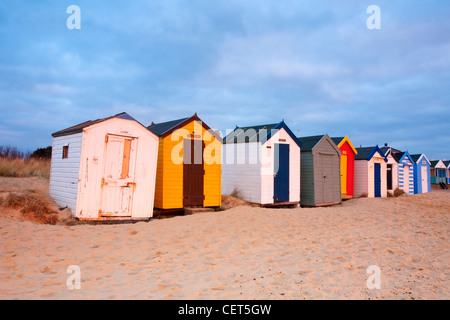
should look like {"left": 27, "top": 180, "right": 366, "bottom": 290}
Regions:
{"left": 374, "top": 163, "right": 381, "bottom": 198}
{"left": 438, "top": 169, "right": 446, "bottom": 183}
{"left": 274, "top": 144, "right": 290, "bottom": 203}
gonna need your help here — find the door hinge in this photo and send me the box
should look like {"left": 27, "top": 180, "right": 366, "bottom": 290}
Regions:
{"left": 105, "top": 135, "right": 109, "bottom": 143}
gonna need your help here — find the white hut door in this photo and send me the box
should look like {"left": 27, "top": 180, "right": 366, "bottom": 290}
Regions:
{"left": 100, "top": 135, "right": 137, "bottom": 217}
{"left": 421, "top": 166, "right": 428, "bottom": 193}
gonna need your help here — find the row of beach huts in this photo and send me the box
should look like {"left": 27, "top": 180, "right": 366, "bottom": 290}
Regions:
{"left": 49, "top": 112, "right": 450, "bottom": 221}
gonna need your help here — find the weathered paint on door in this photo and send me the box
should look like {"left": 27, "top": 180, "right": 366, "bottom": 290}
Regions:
{"left": 100, "top": 135, "right": 137, "bottom": 217}
{"left": 374, "top": 163, "right": 381, "bottom": 198}
{"left": 341, "top": 153, "right": 347, "bottom": 195}
{"left": 274, "top": 143, "right": 290, "bottom": 202}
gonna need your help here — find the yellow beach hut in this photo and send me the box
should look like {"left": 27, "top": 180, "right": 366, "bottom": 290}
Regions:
{"left": 148, "top": 114, "right": 222, "bottom": 210}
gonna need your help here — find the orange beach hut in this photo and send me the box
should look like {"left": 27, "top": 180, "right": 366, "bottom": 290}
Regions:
{"left": 331, "top": 136, "right": 358, "bottom": 199}
{"left": 148, "top": 114, "right": 222, "bottom": 210}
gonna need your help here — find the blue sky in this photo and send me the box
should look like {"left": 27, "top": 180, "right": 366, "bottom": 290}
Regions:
{"left": 0, "top": 0, "right": 449, "bottom": 159}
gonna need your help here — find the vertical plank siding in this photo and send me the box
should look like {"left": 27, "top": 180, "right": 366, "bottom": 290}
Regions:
{"left": 300, "top": 135, "right": 341, "bottom": 206}
{"left": 154, "top": 119, "right": 222, "bottom": 209}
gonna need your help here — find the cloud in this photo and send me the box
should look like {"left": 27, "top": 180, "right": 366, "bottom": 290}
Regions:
{"left": 0, "top": 0, "right": 449, "bottom": 159}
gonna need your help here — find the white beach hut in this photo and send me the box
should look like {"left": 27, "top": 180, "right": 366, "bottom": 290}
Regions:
{"left": 50, "top": 112, "right": 159, "bottom": 221}
{"left": 380, "top": 145, "right": 399, "bottom": 194}
{"left": 222, "top": 121, "right": 301, "bottom": 205}
{"left": 354, "top": 146, "right": 388, "bottom": 198}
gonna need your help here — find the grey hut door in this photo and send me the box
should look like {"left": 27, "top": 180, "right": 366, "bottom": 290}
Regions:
{"left": 274, "top": 144, "right": 290, "bottom": 203}
{"left": 321, "top": 154, "right": 335, "bottom": 204}
{"left": 183, "top": 139, "right": 204, "bottom": 207}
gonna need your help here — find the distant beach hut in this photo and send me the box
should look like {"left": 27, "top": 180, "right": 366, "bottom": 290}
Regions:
{"left": 297, "top": 135, "right": 341, "bottom": 206}
{"left": 354, "top": 146, "right": 387, "bottom": 198}
{"left": 410, "top": 154, "right": 431, "bottom": 194}
{"left": 380, "top": 144, "right": 400, "bottom": 194}
{"left": 50, "top": 113, "right": 159, "bottom": 221}
{"left": 430, "top": 160, "right": 447, "bottom": 185}
{"left": 444, "top": 161, "right": 450, "bottom": 184}
{"left": 391, "top": 151, "right": 415, "bottom": 195}
{"left": 147, "top": 114, "right": 222, "bottom": 210}
{"left": 222, "top": 121, "right": 301, "bottom": 205}
{"left": 331, "top": 136, "right": 357, "bottom": 199}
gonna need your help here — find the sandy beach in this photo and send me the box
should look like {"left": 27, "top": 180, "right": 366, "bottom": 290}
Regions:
{"left": 0, "top": 177, "right": 449, "bottom": 300}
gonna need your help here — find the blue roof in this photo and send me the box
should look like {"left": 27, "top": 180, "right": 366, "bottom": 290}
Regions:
{"left": 396, "top": 151, "right": 414, "bottom": 164}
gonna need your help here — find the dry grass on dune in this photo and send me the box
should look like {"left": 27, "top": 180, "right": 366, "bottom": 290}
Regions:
{"left": 221, "top": 195, "right": 251, "bottom": 210}
{"left": 0, "top": 177, "right": 75, "bottom": 225}
{"left": 0, "top": 192, "right": 59, "bottom": 225}
{"left": 0, "top": 158, "right": 51, "bottom": 179}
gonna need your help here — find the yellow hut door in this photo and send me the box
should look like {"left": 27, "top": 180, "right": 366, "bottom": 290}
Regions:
{"left": 100, "top": 135, "right": 137, "bottom": 217}
{"left": 341, "top": 152, "right": 347, "bottom": 195}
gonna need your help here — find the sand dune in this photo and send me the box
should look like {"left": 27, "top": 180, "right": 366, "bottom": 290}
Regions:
{"left": 0, "top": 179, "right": 449, "bottom": 299}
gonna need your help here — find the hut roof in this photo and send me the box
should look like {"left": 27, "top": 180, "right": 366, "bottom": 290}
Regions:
{"left": 331, "top": 137, "right": 345, "bottom": 146}
{"left": 410, "top": 154, "right": 431, "bottom": 165}
{"left": 355, "top": 146, "right": 387, "bottom": 161}
{"left": 147, "top": 114, "right": 222, "bottom": 141}
{"left": 297, "top": 135, "right": 326, "bottom": 151}
{"left": 330, "top": 136, "right": 358, "bottom": 155}
{"left": 224, "top": 121, "right": 301, "bottom": 148}
{"left": 147, "top": 117, "right": 190, "bottom": 137}
{"left": 443, "top": 160, "right": 450, "bottom": 168}
{"left": 52, "top": 112, "right": 136, "bottom": 137}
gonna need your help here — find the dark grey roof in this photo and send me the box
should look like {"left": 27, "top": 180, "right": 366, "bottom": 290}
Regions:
{"left": 355, "top": 147, "right": 376, "bottom": 160}
{"left": 297, "top": 135, "right": 326, "bottom": 151}
{"left": 430, "top": 161, "right": 439, "bottom": 167}
{"left": 331, "top": 137, "right": 345, "bottom": 146}
{"left": 147, "top": 117, "right": 189, "bottom": 137}
{"left": 392, "top": 152, "right": 405, "bottom": 162}
{"left": 52, "top": 112, "right": 136, "bottom": 137}
{"left": 443, "top": 160, "right": 450, "bottom": 168}
{"left": 380, "top": 146, "right": 390, "bottom": 156}
{"left": 410, "top": 154, "right": 422, "bottom": 163}
{"left": 223, "top": 123, "right": 279, "bottom": 144}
